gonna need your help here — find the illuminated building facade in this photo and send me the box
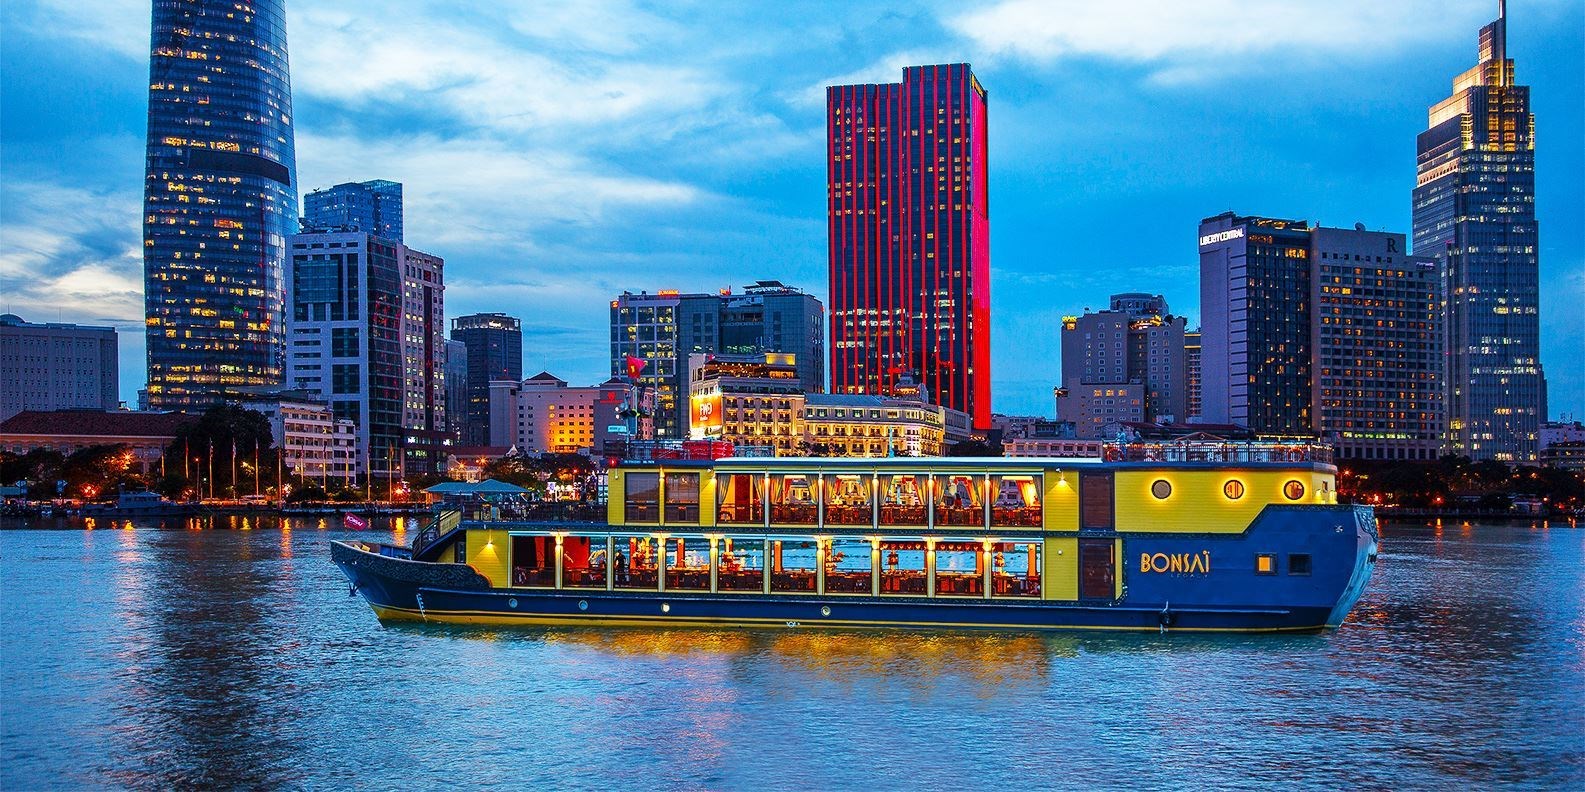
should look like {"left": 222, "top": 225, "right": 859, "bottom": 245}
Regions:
{"left": 302, "top": 179, "right": 403, "bottom": 242}
{"left": 0, "top": 314, "right": 119, "bottom": 421}
{"left": 285, "top": 231, "right": 449, "bottom": 479}
{"left": 1185, "top": 330, "right": 1202, "bottom": 422}
{"left": 229, "top": 387, "right": 357, "bottom": 485}
{"left": 1055, "top": 294, "right": 1187, "bottom": 439}
{"left": 143, "top": 0, "right": 297, "bottom": 410}
{"left": 451, "top": 313, "right": 522, "bottom": 446}
{"left": 610, "top": 283, "right": 823, "bottom": 439}
{"left": 488, "top": 372, "right": 631, "bottom": 456}
{"left": 1413, "top": 3, "right": 1544, "bottom": 461}
{"left": 827, "top": 63, "right": 992, "bottom": 430}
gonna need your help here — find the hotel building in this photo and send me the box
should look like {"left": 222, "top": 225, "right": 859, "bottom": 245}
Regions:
{"left": 1056, "top": 294, "right": 1188, "bottom": 439}
{"left": 142, "top": 0, "right": 297, "bottom": 410}
{"left": 826, "top": 64, "right": 992, "bottom": 429}
{"left": 1413, "top": 3, "right": 1544, "bottom": 461}
{"left": 488, "top": 372, "right": 632, "bottom": 456}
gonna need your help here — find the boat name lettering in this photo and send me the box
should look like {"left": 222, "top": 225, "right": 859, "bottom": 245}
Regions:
{"left": 1139, "top": 551, "right": 1211, "bottom": 574}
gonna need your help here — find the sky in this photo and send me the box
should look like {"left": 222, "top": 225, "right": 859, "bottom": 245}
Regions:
{"left": 1, "top": 0, "right": 1581, "bottom": 419}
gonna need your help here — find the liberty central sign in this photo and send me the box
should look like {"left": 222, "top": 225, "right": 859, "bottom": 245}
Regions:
{"left": 1198, "top": 227, "right": 1246, "bottom": 247}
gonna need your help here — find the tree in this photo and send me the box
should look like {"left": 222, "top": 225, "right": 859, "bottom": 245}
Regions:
{"left": 167, "top": 405, "right": 277, "bottom": 498}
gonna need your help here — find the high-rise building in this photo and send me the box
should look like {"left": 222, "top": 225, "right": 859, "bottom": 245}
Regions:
{"left": 1185, "top": 330, "right": 1202, "bottom": 423}
{"left": 610, "top": 282, "right": 824, "bottom": 439}
{"left": 143, "top": 0, "right": 297, "bottom": 411}
{"left": 0, "top": 314, "right": 119, "bottom": 421}
{"left": 285, "top": 231, "right": 449, "bottom": 479}
{"left": 827, "top": 63, "right": 992, "bottom": 430}
{"left": 444, "top": 338, "right": 468, "bottom": 441}
{"left": 1055, "top": 294, "right": 1187, "bottom": 439}
{"left": 451, "top": 313, "right": 522, "bottom": 446}
{"left": 1200, "top": 214, "right": 1445, "bottom": 459}
{"left": 1413, "top": 2, "right": 1544, "bottom": 462}
{"left": 302, "top": 180, "right": 404, "bottom": 242}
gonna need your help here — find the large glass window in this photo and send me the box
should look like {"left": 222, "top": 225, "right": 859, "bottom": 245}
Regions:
{"left": 934, "top": 542, "right": 984, "bottom": 597}
{"left": 510, "top": 534, "right": 555, "bottom": 588}
{"left": 769, "top": 538, "right": 818, "bottom": 592}
{"left": 769, "top": 474, "right": 818, "bottom": 525}
{"left": 933, "top": 474, "right": 984, "bottom": 527}
{"left": 825, "top": 537, "right": 874, "bottom": 594}
{"left": 613, "top": 535, "right": 659, "bottom": 589}
{"left": 823, "top": 474, "right": 872, "bottom": 526}
{"left": 625, "top": 473, "right": 659, "bottom": 523}
{"left": 879, "top": 540, "right": 928, "bottom": 595}
{"left": 878, "top": 475, "right": 927, "bottom": 526}
{"left": 717, "top": 536, "right": 765, "bottom": 592}
{"left": 663, "top": 536, "right": 710, "bottom": 591}
{"left": 991, "top": 541, "right": 1042, "bottom": 598}
{"left": 664, "top": 473, "right": 700, "bottom": 524}
{"left": 991, "top": 474, "right": 1042, "bottom": 527}
{"left": 562, "top": 535, "right": 607, "bottom": 589}
{"left": 716, "top": 474, "right": 763, "bottom": 526}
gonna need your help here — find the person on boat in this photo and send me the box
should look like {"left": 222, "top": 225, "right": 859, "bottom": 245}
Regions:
{"left": 613, "top": 549, "right": 628, "bottom": 584}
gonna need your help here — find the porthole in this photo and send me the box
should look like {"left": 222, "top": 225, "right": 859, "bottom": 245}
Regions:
{"left": 820, "top": 606, "right": 832, "bottom": 617}
{"left": 661, "top": 602, "right": 671, "bottom": 614}
{"left": 1284, "top": 480, "right": 1306, "bottom": 501}
{"left": 1223, "top": 480, "right": 1245, "bottom": 500}
{"left": 1151, "top": 479, "right": 1172, "bottom": 499}
{"left": 577, "top": 600, "right": 588, "bottom": 611}
{"left": 507, "top": 598, "right": 518, "bottom": 609}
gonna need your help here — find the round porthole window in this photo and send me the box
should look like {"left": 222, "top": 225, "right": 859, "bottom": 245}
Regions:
{"left": 820, "top": 606, "right": 832, "bottom": 617}
{"left": 578, "top": 600, "right": 588, "bottom": 611}
{"left": 661, "top": 602, "right": 671, "bottom": 614}
{"left": 507, "top": 598, "right": 518, "bottom": 609}
{"left": 1224, "top": 480, "right": 1245, "bottom": 500}
{"left": 1151, "top": 479, "right": 1172, "bottom": 499}
{"left": 1284, "top": 480, "right": 1306, "bottom": 501}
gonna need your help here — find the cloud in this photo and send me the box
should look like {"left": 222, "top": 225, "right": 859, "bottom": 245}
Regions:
{"left": 0, "top": 182, "right": 144, "bottom": 325}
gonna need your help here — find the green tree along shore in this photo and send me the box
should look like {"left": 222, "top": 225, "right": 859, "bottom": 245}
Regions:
{"left": 1337, "top": 456, "right": 1583, "bottom": 515}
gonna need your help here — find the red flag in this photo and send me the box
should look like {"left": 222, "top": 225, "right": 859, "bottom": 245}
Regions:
{"left": 343, "top": 513, "right": 369, "bottom": 530}
{"left": 625, "top": 355, "right": 647, "bottom": 381}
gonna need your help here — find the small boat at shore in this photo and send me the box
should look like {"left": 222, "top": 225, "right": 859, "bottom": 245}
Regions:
{"left": 334, "top": 444, "right": 1378, "bottom": 634}
{"left": 82, "top": 490, "right": 202, "bottom": 518}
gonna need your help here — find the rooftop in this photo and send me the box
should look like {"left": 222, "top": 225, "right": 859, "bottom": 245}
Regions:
{"left": 0, "top": 410, "right": 197, "bottom": 438}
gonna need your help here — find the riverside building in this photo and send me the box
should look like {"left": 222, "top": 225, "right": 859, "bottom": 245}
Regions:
{"left": 1055, "top": 294, "right": 1188, "bottom": 439}
{"left": 1413, "top": 3, "right": 1545, "bottom": 462}
{"left": 827, "top": 64, "right": 992, "bottom": 430}
{"left": 142, "top": 0, "right": 297, "bottom": 410}
{"left": 488, "top": 372, "right": 632, "bottom": 456}
{"left": 0, "top": 314, "right": 119, "bottom": 421}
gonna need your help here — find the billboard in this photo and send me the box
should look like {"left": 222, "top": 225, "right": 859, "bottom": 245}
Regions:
{"left": 691, "top": 392, "right": 724, "bottom": 434}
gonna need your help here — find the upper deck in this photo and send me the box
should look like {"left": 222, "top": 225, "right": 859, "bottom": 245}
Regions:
{"left": 607, "top": 444, "right": 1338, "bottom": 536}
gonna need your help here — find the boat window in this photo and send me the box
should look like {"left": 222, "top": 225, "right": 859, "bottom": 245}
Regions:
{"left": 823, "top": 474, "right": 872, "bottom": 526}
{"left": 991, "top": 541, "right": 1042, "bottom": 598}
{"left": 511, "top": 535, "right": 555, "bottom": 588}
{"left": 879, "top": 540, "right": 928, "bottom": 595}
{"left": 716, "top": 473, "right": 764, "bottom": 526}
{"left": 717, "top": 536, "right": 765, "bottom": 592}
{"left": 664, "top": 473, "right": 700, "bottom": 524}
{"left": 769, "top": 538, "right": 818, "bottom": 592}
{"left": 562, "top": 536, "right": 606, "bottom": 589}
{"left": 625, "top": 473, "right": 659, "bottom": 523}
{"left": 825, "top": 537, "right": 873, "bottom": 594}
{"left": 991, "top": 474, "right": 1042, "bottom": 527}
{"left": 1287, "top": 553, "right": 1312, "bottom": 576}
{"left": 934, "top": 541, "right": 984, "bottom": 597}
{"left": 878, "top": 475, "right": 927, "bottom": 526}
{"left": 664, "top": 536, "right": 710, "bottom": 591}
{"left": 1255, "top": 553, "right": 1276, "bottom": 575}
{"left": 1283, "top": 480, "right": 1306, "bottom": 501}
{"left": 613, "top": 535, "right": 660, "bottom": 589}
{"left": 769, "top": 474, "right": 818, "bottom": 525}
{"left": 933, "top": 475, "right": 984, "bottom": 527}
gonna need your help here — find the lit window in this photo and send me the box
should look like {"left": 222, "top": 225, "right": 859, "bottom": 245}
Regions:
{"left": 1255, "top": 554, "right": 1276, "bottom": 575}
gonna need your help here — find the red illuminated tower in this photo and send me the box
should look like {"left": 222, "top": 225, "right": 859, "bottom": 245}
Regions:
{"left": 827, "top": 64, "right": 991, "bottom": 430}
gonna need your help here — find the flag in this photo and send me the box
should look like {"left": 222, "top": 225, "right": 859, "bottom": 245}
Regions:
{"left": 625, "top": 355, "right": 647, "bottom": 381}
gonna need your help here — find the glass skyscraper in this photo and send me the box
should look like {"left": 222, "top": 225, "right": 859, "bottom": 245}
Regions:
{"left": 826, "top": 64, "right": 992, "bottom": 430}
{"left": 303, "top": 179, "right": 404, "bottom": 242}
{"left": 143, "top": 0, "right": 297, "bottom": 411}
{"left": 1413, "top": 2, "right": 1544, "bottom": 462}
{"left": 451, "top": 313, "right": 523, "bottom": 446}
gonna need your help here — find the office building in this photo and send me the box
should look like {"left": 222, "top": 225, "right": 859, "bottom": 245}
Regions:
{"left": 1413, "top": 3, "right": 1544, "bottom": 462}
{"left": 1185, "top": 330, "right": 1202, "bottom": 423}
{"left": 610, "top": 282, "right": 823, "bottom": 439}
{"left": 451, "top": 313, "right": 522, "bottom": 446}
{"left": 302, "top": 179, "right": 403, "bottom": 242}
{"left": 0, "top": 314, "right": 119, "bottom": 421}
{"left": 445, "top": 338, "right": 468, "bottom": 441}
{"left": 488, "top": 372, "right": 632, "bottom": 456}
{"left": 827, "top": 63, "right": 992, "bottom": 429}
{"left": 143, "top": 0, "right": 297, "bottom": 410}
{"left": 285, "top": 230, "right": 449, "bottom": 479}
{"left": 1055, "top": 294, "right": 1187, "bottom": 439}
{"left": 1200, "top": 215, "right": 1445, "bottom": 459}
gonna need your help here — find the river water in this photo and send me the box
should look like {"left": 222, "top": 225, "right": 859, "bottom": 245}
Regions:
{"left": 2, "top": 516, "right": 1581, "bottom": 789}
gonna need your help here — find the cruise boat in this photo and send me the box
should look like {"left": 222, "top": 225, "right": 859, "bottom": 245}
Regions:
{"left": 333, "top": 444, "right": 1377, "bottom": 633}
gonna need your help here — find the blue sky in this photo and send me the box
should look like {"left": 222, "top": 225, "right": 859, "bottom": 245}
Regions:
{"left": 2, "top": 0, "right": 1581, "bottom": 419}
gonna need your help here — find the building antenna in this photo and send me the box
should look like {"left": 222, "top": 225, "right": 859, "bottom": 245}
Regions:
{"left": 1496, "top": 0, "right": 1508, "bottom": 86}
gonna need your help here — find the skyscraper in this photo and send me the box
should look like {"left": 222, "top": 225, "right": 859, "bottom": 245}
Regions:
{"left": 451, "top": 313, "right": 522, "bottom": 446}
{"left": 1413, "top": 1, "right": 1544, "bottom": 462}
{"left": 302, "top": 179, "right": 404, "bottom": 242}
{"left": 1055, "top": 294, "right": 1188, "bottom": 438}
{"left": 827, "top": 64, "right": 992, "bottom": 430}
{"left": 143, "top": 0, "right": 297, "bottom": 411}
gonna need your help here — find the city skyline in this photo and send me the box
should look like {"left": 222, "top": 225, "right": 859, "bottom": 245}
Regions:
{"left": 1, "top": 0, "right": 1580, "bottom": 418}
